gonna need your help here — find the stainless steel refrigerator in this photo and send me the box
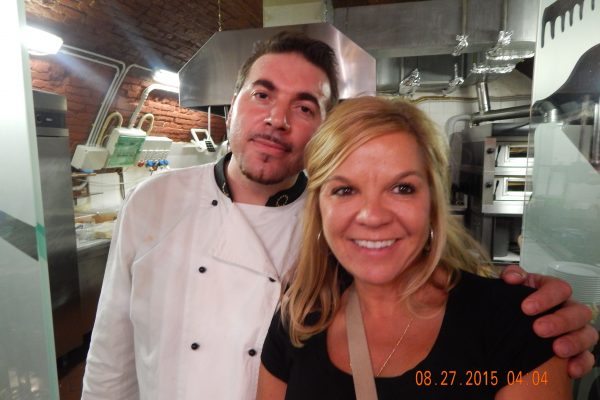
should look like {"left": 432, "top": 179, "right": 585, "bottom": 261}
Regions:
{"left": 33, "top": 89, "right": 83, "bottom": 358}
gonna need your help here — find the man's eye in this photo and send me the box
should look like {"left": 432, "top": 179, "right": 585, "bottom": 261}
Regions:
{"left": 393, "top": 184, "right": 415, "bottom": 194}
{"left": 299, "top": 105, "right": 315, "bottom": 116}
{"left": 332, "top": 186, "right": 354, "bottom": 196}
{"left": 253, "top": 92, "right": 268, "bottom": 100}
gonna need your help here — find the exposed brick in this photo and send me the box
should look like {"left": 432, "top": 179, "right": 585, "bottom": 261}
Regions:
{"left": 30, "top": 60, "right": 51, "bottom": 73}
{"left": 68, "top": 102, "right": 85, "bottom": 112}
{"left": 58, "top": 3, "right": 86, "bottom": 20}
{"left": 26, "top": 0, "right": 257, "bottom": 151}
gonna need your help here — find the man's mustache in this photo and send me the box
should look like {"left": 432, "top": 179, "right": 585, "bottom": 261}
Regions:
{"left": 251, "top": 133, "right": 292, "bottom": 152}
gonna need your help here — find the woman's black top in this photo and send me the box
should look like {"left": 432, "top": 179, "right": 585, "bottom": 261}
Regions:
{"left": 261, "top": 271, "right": 556, "bottom": 399}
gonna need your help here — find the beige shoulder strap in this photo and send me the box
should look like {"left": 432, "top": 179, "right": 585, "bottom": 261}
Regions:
{"left": 345, "top": 286, "right": 378, "bottom": 400}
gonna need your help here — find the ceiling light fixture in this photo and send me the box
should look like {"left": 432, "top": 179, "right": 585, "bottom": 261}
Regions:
{"left": 153, "top": 69, "right": 180, "bottom": 88}
{"left": 23, "top": 26, "right": 63, "bottom": 55}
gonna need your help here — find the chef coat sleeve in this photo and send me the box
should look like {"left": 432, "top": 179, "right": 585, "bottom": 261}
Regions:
{"left": 81, "top": 191, "right": 140, "bottom": 399}
{"left": 261, "top": 308, "right": 295, "bottom": 383}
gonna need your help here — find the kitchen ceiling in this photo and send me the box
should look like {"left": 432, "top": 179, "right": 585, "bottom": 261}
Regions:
{"left": 25, "top": 0, "right": 535, "bottom": 96}
{"left": 24, "top": 0, "right": 420, "bottom": 73}
{"left": 24, "top": 0, "right": 262, "bottom": 72}
{"left": 333, "top": 0, "right": 428, "bottom": 5}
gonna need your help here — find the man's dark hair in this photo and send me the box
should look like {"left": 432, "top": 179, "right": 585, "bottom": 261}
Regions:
{"left": 233, "top": 31, "right": 339, "bottom": 110}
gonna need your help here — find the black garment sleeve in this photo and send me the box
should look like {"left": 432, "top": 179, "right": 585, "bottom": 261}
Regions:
{"left": 261, "top": 309, "right": 294, "bottom": 383}
{"left": 481, "top": 276, "right": 558, "bottom": 385}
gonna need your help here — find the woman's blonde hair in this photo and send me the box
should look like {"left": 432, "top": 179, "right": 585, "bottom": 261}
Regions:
{"left": 282, "top": 96, "right": 492, "bottom": 346}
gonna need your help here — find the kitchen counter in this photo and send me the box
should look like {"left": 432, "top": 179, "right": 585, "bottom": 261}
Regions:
{"left": 77, "top": 238, "right": 110, "bottom": 335}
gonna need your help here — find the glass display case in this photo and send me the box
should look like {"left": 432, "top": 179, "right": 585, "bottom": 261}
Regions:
{"left": 521, "top": 1, "right": 600, "bottom": 398}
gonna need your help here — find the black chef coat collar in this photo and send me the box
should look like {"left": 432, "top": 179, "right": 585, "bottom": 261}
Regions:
{"left": 214, "top": 152, "right": 307, "bottom": 207}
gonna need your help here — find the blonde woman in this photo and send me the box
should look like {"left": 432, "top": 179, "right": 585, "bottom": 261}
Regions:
{"left": 257, "top": 97, "right": 572, "bottom": 399}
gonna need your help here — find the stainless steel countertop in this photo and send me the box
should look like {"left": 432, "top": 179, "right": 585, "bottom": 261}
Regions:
{"left": 76, "top": 238, "right": 111, "bottom": 252}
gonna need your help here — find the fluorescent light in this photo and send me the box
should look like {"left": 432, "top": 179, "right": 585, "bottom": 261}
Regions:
{"left": 153, "top": 69, "right": 180, "bottom": 88}
{"left": 23, "top": 26, "right": 63, "bottom": 55}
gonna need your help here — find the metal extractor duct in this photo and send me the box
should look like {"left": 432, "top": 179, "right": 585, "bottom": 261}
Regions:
{"left": 178, "top": 23, "right": 376, "bottom": 114}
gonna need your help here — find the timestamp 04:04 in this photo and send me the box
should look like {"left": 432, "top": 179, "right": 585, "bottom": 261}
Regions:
{"left": 414, "top": 370, "right": 549, "bottom": 387}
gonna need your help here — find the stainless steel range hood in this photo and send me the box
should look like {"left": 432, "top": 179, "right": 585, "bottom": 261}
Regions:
{"left": 178, "top": 23, "right": 376, "bottom": 114}
{"left": 332, "top": 0, "right": 539, "bottom": 95}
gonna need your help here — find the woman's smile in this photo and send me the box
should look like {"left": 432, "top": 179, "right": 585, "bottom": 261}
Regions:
{"left": 352, "top": 239, "right": 397, "bottom": 250}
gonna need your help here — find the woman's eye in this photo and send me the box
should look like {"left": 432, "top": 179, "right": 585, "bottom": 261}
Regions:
{"left": 393, "top": 184, "right": 415, "bottom": 194}
{"left": 332, "top": 186, "right": 354, "bottom": 196}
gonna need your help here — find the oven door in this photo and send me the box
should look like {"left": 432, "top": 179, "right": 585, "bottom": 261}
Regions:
{"left": 497, "top": 143, "right": 533, "bottom": 168}
{"left": 494, "top": 177, "right": 532, "bottom": 201}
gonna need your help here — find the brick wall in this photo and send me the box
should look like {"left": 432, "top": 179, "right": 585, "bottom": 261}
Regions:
{"left": 25, "top": 0, "right": 260, "bottom": 156}
{"left": 30, "top": 57, "right": 111, "bottom": 152}
{"left": 112, "top": 75, "right": 226, "bottom": 144}
{"left": 30, "top": 57, "right": 226, "bottom": 154}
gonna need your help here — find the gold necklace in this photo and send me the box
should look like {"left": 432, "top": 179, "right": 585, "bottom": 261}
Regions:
{"left": 375, "top": 317, "right": 414, "bottom": 377}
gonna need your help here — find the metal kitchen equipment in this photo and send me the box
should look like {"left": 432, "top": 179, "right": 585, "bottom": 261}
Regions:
{"left": 33, "top": 90, "right": 83, "bottom": 358}
{"left": 179, "top": 22, "right": 376, "bottom": 115}
{"left": 458, "top": 122, "right": 532, "bottom": 262}
{"left": 333, "top": 0, "right": 539, "bottom": 95}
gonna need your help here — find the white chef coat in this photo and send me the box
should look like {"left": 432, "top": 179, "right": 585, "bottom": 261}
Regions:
{"left": 82, "top": 162, "right": 305, "bottom": 400}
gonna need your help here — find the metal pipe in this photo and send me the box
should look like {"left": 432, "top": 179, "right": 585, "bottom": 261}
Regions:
{"left": 536, "top": 101, "right": 560, "bottom": 122}
{"left": 452, "top": 0, "right": 469, "bottom": 57}
{"left": 96, "top": 111, "right": 123, "bottom": 146}
{"left": 223, "top": 106, "right": 229, "bottom": 142}
{"left": 476, "top": 81, "right": 491, "bottom": 113}
{"left": 502, "top": 0, "right": 508, "bottom": 31}
{"left": 410, "top": 94, "right": 530, "bottom": 104}
{"left": 128, "top": 83, "right": 179, "bottom": 128}
{"left": 471, "top": 104, "right": 531, "bottom": 124}
{"left": 445, "top": 114, "right": 471, "bottom": 137}
{"left": 206, "top": 106, "right": 216, "bottom": 151}
{"left": 591, "top": 100, "right": 600, "bottom": 169}
{"left": 61, "top": 45, "right": 126, "bottom": 145}
{"left": 579, "top": 96, "right": 592, "bottom": 152}
{"left": 61, "top": 44, "right": 154, "bottom": 146}
{"left": 60, "top": 49, "right": 122, "bottom": 145}
{"left": 117, "top": 169, "right": 126, "bottom": 200}
{"left": 102, "top": 63, "right": 152, "bottom": 130}
{"left": 461, "top": 0, "right": 468, "bottom": 36}
{"left": 208, "top": 105, "right": 212, "bottom": 137}
{"left": 443, "top": 63, "right": 464, "bottom": 95}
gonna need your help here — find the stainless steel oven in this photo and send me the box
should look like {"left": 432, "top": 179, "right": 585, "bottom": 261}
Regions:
{"left": 458, "top": 123, "right": 533, "bottom": 263}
